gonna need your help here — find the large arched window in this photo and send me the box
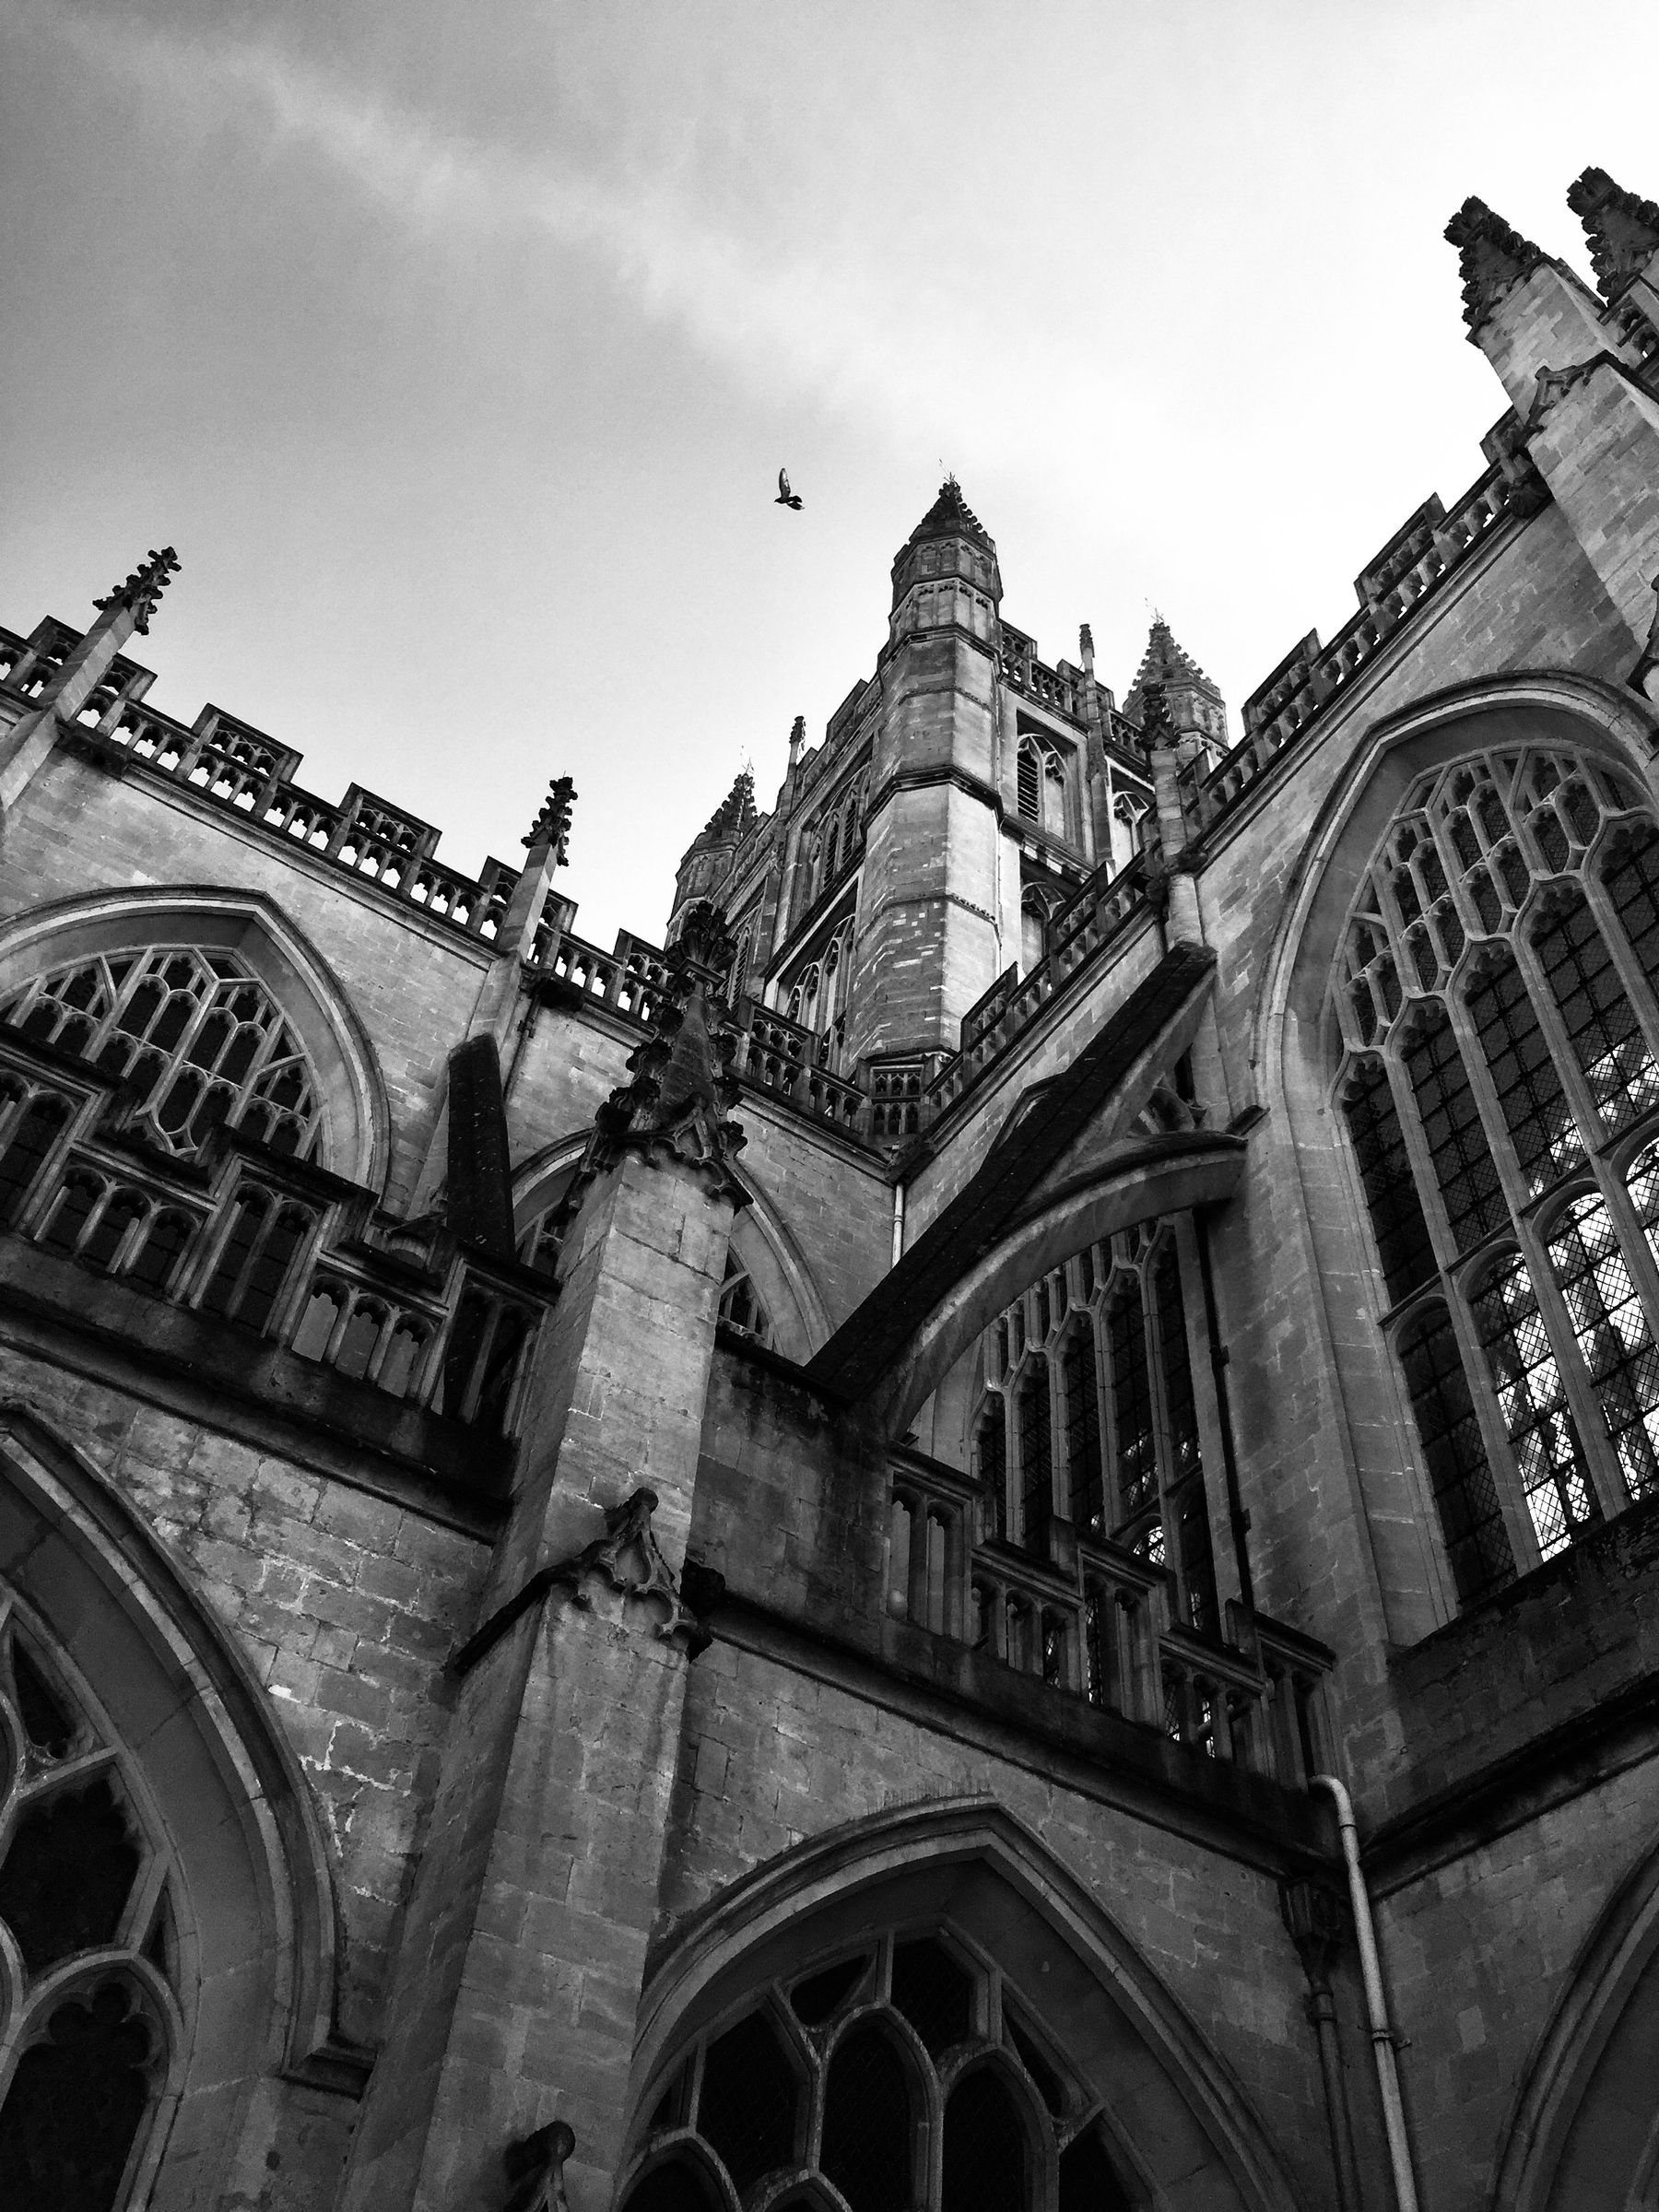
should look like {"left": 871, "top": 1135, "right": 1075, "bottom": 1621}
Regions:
{"left": 1335, "top": 746, "right": 1659, "bottom": 1606}
{"left": 2, "top": 947, "right": 322, "bottom": 1163}
{"left": 0, "top": 1580, "right": 181, "bottom": 2211}
{"left": 621, "top": 1925, "right": 1127, "bottom": 2212}
{"left": 977, "top": 1222, "right": 1219, "bottom": 1635}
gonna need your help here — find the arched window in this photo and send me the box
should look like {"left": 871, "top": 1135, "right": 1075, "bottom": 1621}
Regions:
{"left": 1015, "top": 737, "right": 1070, "bottom": 842}
{"left": 622, "top": 1924, "right": 1112, "bottom": 2212}
{"left": 1335, "top": 747, "right": 1659, "bottom": 1604}
{"left": 3, "top": 948, "right": 322, "bottom": 1162}
{"left": 974, "top": 1230, "right": 1218, "bottom": 1633}
{"left": 0, "top": 1583, "right": 177, "bottom": 2212}
{"left": 718, "top": 1253, "right": 772, "bottom": 1346}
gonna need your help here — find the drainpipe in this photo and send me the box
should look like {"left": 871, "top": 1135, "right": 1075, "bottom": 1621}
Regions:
{"left": 890, "top": 1178, "right": 905, "bottom": 1268}
{"left": 1311, "top": 1774, "right": 1421, "bottom": 2212}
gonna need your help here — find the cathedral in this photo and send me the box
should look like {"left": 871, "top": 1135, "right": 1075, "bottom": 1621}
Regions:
{"left": 3, "top": 164, "right": 1659, "bottom": 2212}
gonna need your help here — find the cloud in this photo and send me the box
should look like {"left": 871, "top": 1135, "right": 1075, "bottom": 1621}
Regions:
{"left": 18, "top": 0, "right": 1135, "bottom": 479}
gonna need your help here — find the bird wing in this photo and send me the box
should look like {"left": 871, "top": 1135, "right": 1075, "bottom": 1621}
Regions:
{"left": 778, "top": 468, "right": 791, "bottom": 498}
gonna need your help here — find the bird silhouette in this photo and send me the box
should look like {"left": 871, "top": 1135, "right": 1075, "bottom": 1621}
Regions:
{"left": 775, "top": 468, "right": 804, "bottom": 511}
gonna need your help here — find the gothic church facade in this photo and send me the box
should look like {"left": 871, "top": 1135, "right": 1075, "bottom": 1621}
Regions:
{"left": 1, "top": 170, "right": 1659, "bottom": 2212}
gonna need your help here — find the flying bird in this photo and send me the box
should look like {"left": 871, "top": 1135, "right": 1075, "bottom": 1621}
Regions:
{"left": 775, "top": 468, "right": 804, "bottom": 511}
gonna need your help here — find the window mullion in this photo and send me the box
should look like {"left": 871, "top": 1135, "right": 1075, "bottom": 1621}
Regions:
{"left": 1139, "top": 1258, "right": 1185, "bottom": 1617}
{"left": 1421, "top": 1286, "right": 1542, "bottom": 1577}
{"left": 1583, "top": 859, "right": 1659, "bottom": 1071}
{"left": 1505, "top": 1219, "right": 1634, "bottom": 1523}
{"left": 1512, "top": 900, "right": 1622, "bottom": 1150}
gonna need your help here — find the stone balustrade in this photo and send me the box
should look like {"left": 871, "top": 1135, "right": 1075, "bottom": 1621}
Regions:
{"left": 0, "top": 1026, "right": 549, "bottom": 1439}
{"left": 884, "top": 1453, "right": 1334, "bottom": 1793}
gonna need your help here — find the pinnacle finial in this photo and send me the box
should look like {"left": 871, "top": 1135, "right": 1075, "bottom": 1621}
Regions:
{"left": 91, "top": 546, "right": 180, "bottom": 637}
{"left": 1444, "top": 197, "right": 1547, "bottom": 335}
{"left": 1567, "top": 166, "right": 1659, "bottom": 301}
{"left": 524, "top": 774, "right": 577, "bottom": 860}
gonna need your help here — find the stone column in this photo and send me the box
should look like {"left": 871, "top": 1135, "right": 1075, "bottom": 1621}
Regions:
{"left": 337, "top": 906, "right": 746, "bottom": 2212}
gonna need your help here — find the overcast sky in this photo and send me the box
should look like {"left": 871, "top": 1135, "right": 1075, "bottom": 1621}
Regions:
{"left": 3, "top": 1, "right": 1656, "bottom": 947}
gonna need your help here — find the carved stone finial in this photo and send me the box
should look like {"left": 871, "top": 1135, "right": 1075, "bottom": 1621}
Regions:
{"left": 91, "top": 546, "right": 180, "bottom": 636}
{"left": 672, "top": 898, "right": 738, "bottom": 978}
{"left": 1568, "top": 166, "right": 1659, "bottom": 302}
{"left": 503, "top": 2118, "right": 575, "bottom": 2212}
{"left": 1078, "top": 621, "right": 1095, "bottom": 673}
{"left": 1138, "top": 677, "right": 1176, "bottom": 750}
{"left": 1443, "top": 197, "right": 1547, "bottom": 335}
{"left": 524, "top": 775, "right": 577, "bottom": 860}
{"left": 552, "top": 903, "right": 747, "bottom": 1233}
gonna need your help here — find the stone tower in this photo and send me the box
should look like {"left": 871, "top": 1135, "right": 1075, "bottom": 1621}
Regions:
{"left": 847, "top": 479, "right": 1006, "bottom": 1063}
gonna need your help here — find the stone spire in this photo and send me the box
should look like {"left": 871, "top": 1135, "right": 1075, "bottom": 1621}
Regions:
{"left": 689, "top": 769, "right": 758, "bottom": 853}
{"left": 904, "top": 476, "right": 992, "bottom": 551}
{"left": 1568, "top": 167, "right": 1659, "bottom": 302}
{"left": 1444, "top": 198, "right": 1547, "bottom": 336}
{"left": 1123, "top": 618, "right": 1227, "bottom": 757}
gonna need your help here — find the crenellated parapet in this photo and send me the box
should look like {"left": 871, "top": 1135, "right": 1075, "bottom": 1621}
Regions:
{"left": 0, "top": 617, "right": 525, "bottom": 947}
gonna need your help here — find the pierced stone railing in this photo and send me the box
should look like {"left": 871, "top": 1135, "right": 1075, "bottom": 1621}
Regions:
{"left": 0, "top": 620, "right": 520, "bottom": 947}
{"left": 1174, "top": 425, "right": 1547, "bottom": 841}
{"left": 884, "top": 1454, "right": 1334, "bottom": 1793}
{"left": 996, "top": 624, "right": 1083, "bottom": 720}
{"left": 0, "top": 1027, "right": 549, "bottom": 1440}
{"left": 734, "top": 1006, "right": 864, "bottom": 1132}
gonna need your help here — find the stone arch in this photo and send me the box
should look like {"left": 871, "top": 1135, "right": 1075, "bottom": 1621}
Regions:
{"left": 511, "top": 1138, "right": 833, "bottom": 1359}
{"left": 1492, "top": 1823, "right": 1659, "bottom": 2211}
{"left": 1251, "top": 671, "right": 1659, "bottom": 1644}
{"left": 0, "top": 1400, "right": 359, "bottom": 2205}
{"left": 865, "top": 1135, "right": 1244, "bottom": 1435}
{"left": 629, "top": 1795, "right": 1300, "bottom": 2212}
{"left": 0, "top": 885, "right": 391, "bottom": 1192}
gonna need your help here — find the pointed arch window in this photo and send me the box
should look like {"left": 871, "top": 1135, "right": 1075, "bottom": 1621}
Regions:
{"left": 718, "top": 1253, "right": 772, "bottom": 1346}
{"left": 1333, "top": 746, "right": 1659, "bottom": 1607}
{"left": 1015, "top": 735, "right": 1072, "bottom": 843}
{"left": 3, "top": 947, "right": 322, "bottom": 1163}
{"left": 974, "top": 1230, "right": 1218, "bottom": 1633}
{"left": 621, "top": 1923, "right": 1122, "bottom": 2212}
{"left": 0, "top": 1582, "right": 178, "bottom": 2212}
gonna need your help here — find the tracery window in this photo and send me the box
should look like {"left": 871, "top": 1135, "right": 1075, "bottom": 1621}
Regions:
{"left": 1335, "top": 746, "right": 1659, "bottom": 1607}
{"left": 783, "top": 923, "right": 853, "bottom": 1074}
{"left": 976, "top": 1221, "right": 1219, "bottom": 1635}
{"left": 718, "top": 1253, "right": 772, "bottom": 1346}
{"left": 0, "top": 1580, "right": 177, "bottom": 2211}
{"left": 2, "top": 947, "right": 322, "bottom": 1163}
{"left": 620, "top": 1926, "right": 1131, "bottom": 2212}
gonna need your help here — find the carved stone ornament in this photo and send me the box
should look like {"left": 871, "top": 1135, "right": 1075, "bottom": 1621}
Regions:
{"left": 1568, "top": 166, "right": 1659, "bottom": 303}
{"left": 1629, "top": 571, "right": 1659, "bottom": 700}
{"left": 1443, "top": 197, "right": 1547, "bottom": 336}
{"left": 545, "top": 1487, "right": 714, "bottom": 1648}
{"left": 1524, "top": 352, "right": 1620, "bottom": 436}
{"left": 524, "top": 774, "right": 577, "bottom": 862}
{"left": 450, "top": 1488, "right": 727, "bottom": 1675}
{"left": 1137, "top": 677, "right": 1177, "bottom": 751}
{"left": 91, "top": 546, "right": 180, "bottom": 636}
{"left": 503, "top": 2118, "right": 575, "bottom": 2212}
{"left": 553, "top": 900, "right": 748, "bottom": 1232}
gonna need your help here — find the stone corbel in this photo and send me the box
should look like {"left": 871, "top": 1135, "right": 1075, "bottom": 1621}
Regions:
{"left": 450, "top": 1488, "right": 727, "bottom": 1677}
{"left": 503, "top": 2119, "right": 575, "bottom": 2212}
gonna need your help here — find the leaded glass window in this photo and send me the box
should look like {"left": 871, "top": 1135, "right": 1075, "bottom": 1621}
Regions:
{"left": 2, "top": 947, "right": 322, "bottom": 1162}
{"left": 1334, "top": 744, "right": 1659, "bottom": 1606}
